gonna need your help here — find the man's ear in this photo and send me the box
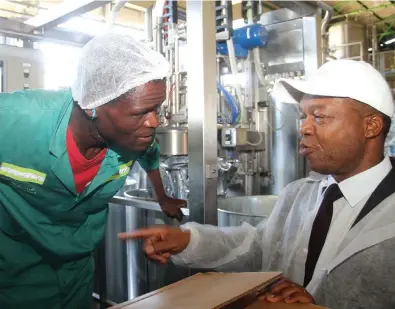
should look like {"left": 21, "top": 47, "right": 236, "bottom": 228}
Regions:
{"left": 365, "top": 114, "right": 383, "bottom": 139}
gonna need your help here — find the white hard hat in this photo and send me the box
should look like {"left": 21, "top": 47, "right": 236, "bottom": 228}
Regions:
{"left": 272, "top": 59, "right": 394, "bottom": 117}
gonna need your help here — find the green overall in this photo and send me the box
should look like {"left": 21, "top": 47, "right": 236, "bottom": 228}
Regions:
{"left": 0, "top": 89, "right": 160, "bottom": 309}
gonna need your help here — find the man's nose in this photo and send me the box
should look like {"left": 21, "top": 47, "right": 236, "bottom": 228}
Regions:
{"left": 300, "top": 117, "right": 314, "bottom": 136}
{"left": 144, "top": 111, "right": 159, "bottom": 128}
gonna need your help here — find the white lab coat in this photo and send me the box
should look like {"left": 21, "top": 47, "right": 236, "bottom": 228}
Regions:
{"left": 172, "top": 171, "right": 395, "bottom": 308}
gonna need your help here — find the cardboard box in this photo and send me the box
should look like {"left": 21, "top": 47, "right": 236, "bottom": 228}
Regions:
{"left": 110, "top": 272, "right": 328, "bottom": 309}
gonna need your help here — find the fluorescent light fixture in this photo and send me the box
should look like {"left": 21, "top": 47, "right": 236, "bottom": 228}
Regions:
{"left": 385, "top": 37, "right": 395, "bottom": 45}
{"left": 58, "top": 16, "right": 145, "bottom": 40}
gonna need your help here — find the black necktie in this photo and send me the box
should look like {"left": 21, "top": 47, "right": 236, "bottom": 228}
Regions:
{"left": 304, "top": 183, "right": 343, "bottom": 286}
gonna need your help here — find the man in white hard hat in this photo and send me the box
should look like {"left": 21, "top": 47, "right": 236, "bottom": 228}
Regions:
{"left": 119, "top": 59, "right": 395, "bottom": 309}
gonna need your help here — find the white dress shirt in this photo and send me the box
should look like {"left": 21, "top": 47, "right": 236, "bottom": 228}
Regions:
{"left": 310, "top": 156, "right": 392, "bottom": 284}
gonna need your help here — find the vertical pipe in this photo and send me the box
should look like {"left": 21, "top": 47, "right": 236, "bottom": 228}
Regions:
{"left": 216, "top": 57, "right": 222, "bottom": 116}
{"left": 372, "top": 25, "right": 377, "bottom": 68}
{"left": 244, "top": 175, "right": 254, "bottom": 196}
{"left": 145, "top": 5, "right": 154, "bottom": 42}
{"left": 154, "top": 17, "right": 163, "bottom": 54}
{"left": 314, "top": 1, "right": 333, "bottom": 65}
{"left": 360, "top": 41, "right": 363, "bottom": 61}
{"left": 187, "top": 1, "right": 218, "bottom": 225}
{"left": 174, "top": 33, "right": 180, "bottom": 115}
{"left": 169, "top": 47, "right": 176, "bottom": 117}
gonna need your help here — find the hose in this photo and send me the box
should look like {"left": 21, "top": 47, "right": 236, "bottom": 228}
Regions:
{"left": 217, "top": 82, "right": 240, "bottom": 125}
{"left": 226, "top": 38, "right": 245, "bottom": 124}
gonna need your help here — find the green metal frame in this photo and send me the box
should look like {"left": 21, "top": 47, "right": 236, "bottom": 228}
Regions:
{"left": 328, "top": 0, "right": 395, "bottom": 42}
{"left": 332, "top": 3, "right": 395, "bottom": 20}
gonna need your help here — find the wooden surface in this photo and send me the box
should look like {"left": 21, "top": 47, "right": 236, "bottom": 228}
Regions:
{"left": 110, "top": 272, "right": 282, "bottom": 309}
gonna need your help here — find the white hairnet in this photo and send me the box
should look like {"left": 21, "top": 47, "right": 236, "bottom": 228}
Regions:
{"left": 72, "top": 32, "right": 170, "bottom": 109}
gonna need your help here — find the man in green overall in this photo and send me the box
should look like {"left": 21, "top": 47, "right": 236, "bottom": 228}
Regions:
{"left": 0, "top": 33, "right": 186, "bottom": 308}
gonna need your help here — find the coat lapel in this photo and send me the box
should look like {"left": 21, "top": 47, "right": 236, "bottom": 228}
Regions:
{"left": 49, "top": 97, "right": 76, "bottom": 194}
{"left": 326, "top": 159, "right": 395, "bottom": 273}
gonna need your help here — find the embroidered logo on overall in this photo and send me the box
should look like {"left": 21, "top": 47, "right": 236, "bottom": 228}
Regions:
{"left": 107, "top": 160, "right": 134, "bottom": 182}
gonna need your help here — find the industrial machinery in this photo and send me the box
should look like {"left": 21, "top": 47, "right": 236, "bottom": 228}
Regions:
{"left": 104, "top": 0, "right": 324, "bottom": 305}
{"left": 0, "top": 43, "right": 45, "bottom": 92}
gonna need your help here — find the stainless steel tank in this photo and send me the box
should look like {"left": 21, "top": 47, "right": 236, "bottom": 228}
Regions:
{"left": 217, "top": 195, "right": 278, "bottom": 227}
{"left": 107, "top": 190, "right": 278, "bottom": 302}
{"left": 271, "top": 100, "right": 305, "bottom": 195}
{"left": 108, "top": 189, "right": 202, "bottom": 302}
{"left": 155, "top": 127, "right": 188, "bottom": 156}
{"left": 328, "top": 20, "right": 367, "bottom": 61}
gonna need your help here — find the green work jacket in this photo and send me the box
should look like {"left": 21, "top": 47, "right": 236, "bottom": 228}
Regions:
{"left": 0, "top": 88, "right": 160, "bottom": 309}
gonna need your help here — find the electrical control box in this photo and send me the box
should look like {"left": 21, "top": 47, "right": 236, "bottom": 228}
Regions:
{"left": 220, "top": 127, "right": 265, "bottom": 150}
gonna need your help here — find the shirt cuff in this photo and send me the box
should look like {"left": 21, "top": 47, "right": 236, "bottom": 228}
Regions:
{"left": 171, "top": 224, "right": 200, "bottom": 265}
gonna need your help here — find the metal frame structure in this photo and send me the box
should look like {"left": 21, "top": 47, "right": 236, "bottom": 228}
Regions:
{"left": 186, "top": 0, "right": 218, "bottom": 225}
{"left": 23, "top": 0, "right": 111, "bottom": 31}
{"left": 0, "top": 17, "right": 93, "bottom": 46}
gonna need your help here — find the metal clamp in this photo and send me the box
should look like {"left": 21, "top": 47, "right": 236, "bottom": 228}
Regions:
{"left": 205, "top": 164, "right": 218, "bottom": 179}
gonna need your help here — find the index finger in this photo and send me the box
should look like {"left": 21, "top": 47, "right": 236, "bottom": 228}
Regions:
{"left": 117, "top": 228, "right": 167, "bottom": 240}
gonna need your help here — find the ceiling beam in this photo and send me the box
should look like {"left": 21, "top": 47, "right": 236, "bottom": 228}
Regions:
{"left": 23, "top": 0, "right": 111, "bottom": 31}
{"left": 356, "top": 1, "right": 394, "bottom": 32}
{"left": 0, "top": 17, "right": 92, "bottom": 46}
{"left": 332, "top": 3, "right": 395, "bottom": 20}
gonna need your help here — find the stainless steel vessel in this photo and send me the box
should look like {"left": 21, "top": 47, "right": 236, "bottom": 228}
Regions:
{"left": 155, "top": 127, "right": 188, "bottom": 156}
{"left": 328, "top": 20, "right": 367, "bottom": 61}
{"left": 217, "top": 195, "right": 278, "bottom": 227}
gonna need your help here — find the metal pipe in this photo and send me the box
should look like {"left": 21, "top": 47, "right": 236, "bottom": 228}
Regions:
{"left": 216, "top": 57, "right": 222, "bottom": 115}
{"left": 154, "top": 18, "right": 163, "bottom": 54}
{"left": 360, "top": 40, "right": 363, "bottom": 61}
{"left": 314, "top": 1, "right": 333, "bottom": 65}
{"left": 169, "top": 46, "right": 176, "bottom": 116}
{"left": 153, "top": 0, "right": 166, "bottom": 54}
{"left": 174, "top": 33, "right": 180, "bottom": 116}
{"left": 145, "top": 5, "right": 154, "bottom": 42}
{"left": 372, "top": 25, "right": 377, "bottom": 68}
{"left": 245, "top": 174, "right": 254, "bottom": 196}
{"left": 106, "top": 0, "right": 128, "bottom": 30}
